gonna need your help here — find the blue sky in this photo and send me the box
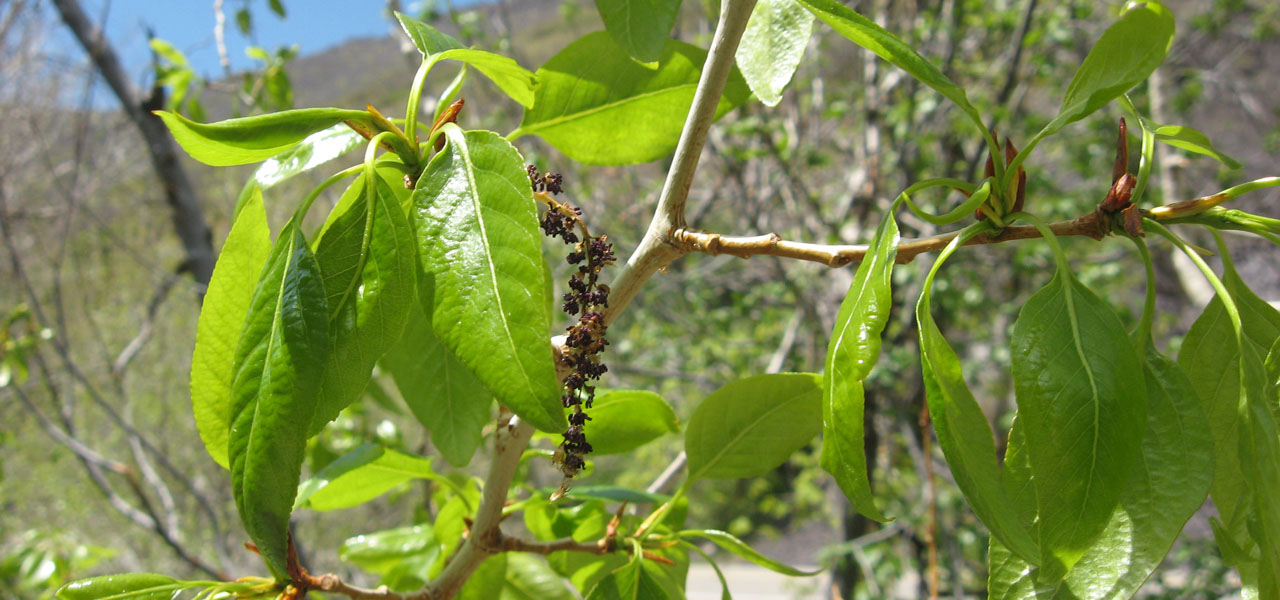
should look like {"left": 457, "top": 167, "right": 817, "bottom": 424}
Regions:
{"left": 65, "top": 1, "right": 446, "bottom": 82}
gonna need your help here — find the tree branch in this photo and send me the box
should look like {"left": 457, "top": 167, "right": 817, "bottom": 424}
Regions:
{"left": 671, "top": 211, "right": 1110, "bottom": 268}
{"left": 51, "top": 0, "right": 217, "bottom": 292}
{"left": 602, "top": 0, "right": 758, "bottom": 326}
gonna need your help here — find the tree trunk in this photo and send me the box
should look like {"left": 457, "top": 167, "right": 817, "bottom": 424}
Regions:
{"left": 51, "top": 0, "right": 216, "bottom": 295}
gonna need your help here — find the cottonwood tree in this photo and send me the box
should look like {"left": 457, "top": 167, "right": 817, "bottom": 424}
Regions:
{"left": 48, "top": 1, "right": 1280, "bottom": 598}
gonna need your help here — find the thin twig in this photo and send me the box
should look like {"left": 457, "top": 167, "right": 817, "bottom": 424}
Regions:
{"left": 671, "top": 211, "right": 1110, "bottom": 268}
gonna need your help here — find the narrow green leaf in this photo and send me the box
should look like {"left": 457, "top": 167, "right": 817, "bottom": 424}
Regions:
{"left": 820, "top": 211, "right": 897, "bottom": 522}
{"left": 678, "top": 530, "right": 819, "bottom": 576}
{"left": 433, "top": 49, "right": 537, "bottom": 108}
{"left": 396, "top": 12, "right": 466, "bottom": 56}
{"left": 228, "top": 223, "right": 330, "bottom": 579}
{"left": 581, "top": 390, "right": 679, "bottom": 455}
{"left": 412, "top": 126, "right": 564, "bottom": 433}
{"left": 309, "top": 174, "right": 417, "bottom": 434}
{"left": 56, "top": 574, "right": 180, "bottom": 600}
{"left": 1153, "top": 124, "right": 1243, "bottom": 169}
{"left": 796, "top": 0, "right": 982, "bottom": 129}
{"left": 295, "top": 444, "right": 440, "bottom": 511}
{"left": 156, "top": 107, "right": 370, "bottom": 166}
{"left": 267, "top": 0, "right": 285, "bottom": 18}
{"left": 736, "top": 0, "right": 814, "bottom": 107}
{"left": 562, "top": 486, "right": 669, "bottom": 504}
{"left": 594, "top": 0, "right": 682, "bottom": 64}
{"left": 685, "top": 373, "right": 822, "bottom": 481}
{"left": 1011, "top": 269, "right": 1147, "bottom": 574}
{"left": 989, "top": 345, "right": 1213, "bottom": 598}
{"left": 916, "top": 226, "right": 1039, "bottom": 564}
{"left": 512, "top": 32, "right": 751, "bottom": 166}
{"left": 395, "top": 14, "right": 536, "bottom": 108}
{"left": 248, "top": 124, "right": 364, "bottom": 190}
{"left": 1040, "top": 2, "right": 1175, "bottom": 136}
{"left": 382, "top": 306, "right": 493, "bottom": 467}
{"left": 459, "top": 553, "right": 507, "bottom": 600}
{"left": 191, "top": 187, "right": 271, "bottom": 469}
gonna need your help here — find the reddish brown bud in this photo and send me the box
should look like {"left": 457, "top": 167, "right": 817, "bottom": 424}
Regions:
{"left": 1122, "top": 204, "right": 1144, "bottom": 237}
{"left": 431, "top": 98, "right": 465, "bottom": 152}
{"left": 1113, "top": 118, "right": 1129, "bottom": 184}
{"left": 1101, "top": 173, "right": 1137, "bottom": 212}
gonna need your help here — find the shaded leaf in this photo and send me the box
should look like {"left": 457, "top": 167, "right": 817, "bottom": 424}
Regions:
{"left": 679, "top": 530, "right": 819, "bottom": 576}
{"left": 686, "top": 373, "right": 822, "bottom": 480}
{"left": 309, "top": 174, "right": 417, "bottom": 434}
{"left": 989, "top": 345, "right": 1213, "bottom": 598}
{"left": 191, "top": 188, "right": 271, "bottom": 469}
{"left": 916, "top": 226, "right": 1039, "bottom": 564}
{"left": 736, "top": 0, "right": 814, "bottom": 106}
{"left": 1153, "top": 124, "right": 1243, "bottom": 169}
{"left": 156, "top": 107, "right": 370, "bottom": 166}
{"left": 512, "top": 32, "right": 750, "bottom": 165}
{"left": 412, "top": 126, "right": 564, "bottom": 433}
{"left": 382, "top": 305, "right": 493, "bottom": 467}
{"left": 340, "top": 525, "right": 439, "bottom": 587}
{"left": 1041, "top": 2, "right": 1175, "bottom": 137}
{"left": 594, "top": 0, "right": 682, "bottom": 64}
{"left": 1011, "top": 269, "right": 1146, "bottom": 574}
{"left": 295, "top": 444, "right": 440, "bottom": 511}
{"left": 228, "top": 223, "right": 329, "bottom": 578}
{"left": 500, "top": 553, "right": 578, "bottom": 600}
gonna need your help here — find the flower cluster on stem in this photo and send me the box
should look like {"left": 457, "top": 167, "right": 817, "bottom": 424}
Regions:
{"left": 529, "top": 166, "right": 617, "bottom": 493}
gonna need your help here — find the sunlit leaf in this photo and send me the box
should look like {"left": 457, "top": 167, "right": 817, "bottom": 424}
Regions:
{"left": 1153, "top": 124, "right": 1242, "bottom": 169}
{"left": 820, "top": 211, "right": 897, "bottom": 522}
{"left": 581, "top": 390, "right": 679, "bottom": 455}
{"left": 190, "top": 188, "right": 271, "bottom": 469}
{"left": 156, "top": 108, "right": 371, "bottom": 166}
{"left": 412, "top": 126, "right": 563, "bottom": 433}
{"left": 295, "top": 444, "right": 441, "bottom": 511}
{"left": 594, "top": 0, "right": 681, "bottom": 64}
{"left": 512, "top": 32, "right": 750, "bottom": 165}
{"left": 736, "top": 0, "right": 814, "bottom": 106}
{"left": 679, "top": 529, "right": 819, "bottom": 576}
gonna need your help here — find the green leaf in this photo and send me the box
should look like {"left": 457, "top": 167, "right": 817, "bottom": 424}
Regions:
{"left": 412, "top": 126, "right": 564, "bottom": 433}
{"left": 309, "top": 173, "right": 417, "bottom": 434}
{"left": 594, "top": 0, "right": 682, "bottom": 64}
{"left": 396, "top": 12, "right": 466, "bottom": 55}
{"left": 1011, "top": 269, "right": 1147, "bottom": 574}
{"left": 524, "top": 498, "right": 609, "bottom": 542}
{"left": 989, "top": 345, "right": 1213, "bottom": 598}
{"left": 268, "top": 0, "right": 285, "bottom": 18}
{"left": 500, "top": 553, "right": 578, "bottom": 600}
{"left": 736, "top": 0, "right": 814, "bottom": 107}
{"left": 395, "top": 14, "right": 536, "bottom": 107}
{"left": 1040, "top": 2, "right": 1175, "bottom": 137}
{"left": 1153, "top": 124, "right": 1243, "bottom": 169}
{"left": 916, "top": 226, "right": 1039, "bottom": 565}
{"left": 796, "top": 0, "right": 982, "bottom": 129}
{"left": 228, "top": 223, "right": 330, "bottom": 579}
{"left": 511, "top": 32, "right": 751, "bottom": 166}
{"left": 685, "top": 373, "right": 822, "bottom": 480}
{"left": 248, "top": 123, "right": 363, "bottom": 190}
{"left": 235, "top": 7, "right": 251, "bottom": 35}
{"left": 382, "top": 306, "right": 493, "bottom": 467}
{"left": 459, "top": 553, "right": 507, "bottom": 600}
{"left": 340, "top": 525, "right": 438, "bottom": 578}
{"left": 295, "top": 444, "right": 440, "bottom": 511}
{"left": 679, "top": 529, "right": 819, "bottom": 577}
{"left": 561, "top": 486, "right": 669, "bottom": 504}
{"left": 191, "top": 187, "right": 271, "bottom": 469}
{"left": 1178, "top": 265, "right": 1280, "bottom": 537}
{"left": 56, "top": 574, "right": 180, "bottom": 600}
{"left": 156, "top": 107, "right": 371, "bottom": 166}
{"left": 581, "top": 390, "right": 679, "bottom": 455}
{"left": 584, "top": 557, "right": 642, "bottom": 600}
{"left": 820, "top": 211, "right": 897, "bottom": 522}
